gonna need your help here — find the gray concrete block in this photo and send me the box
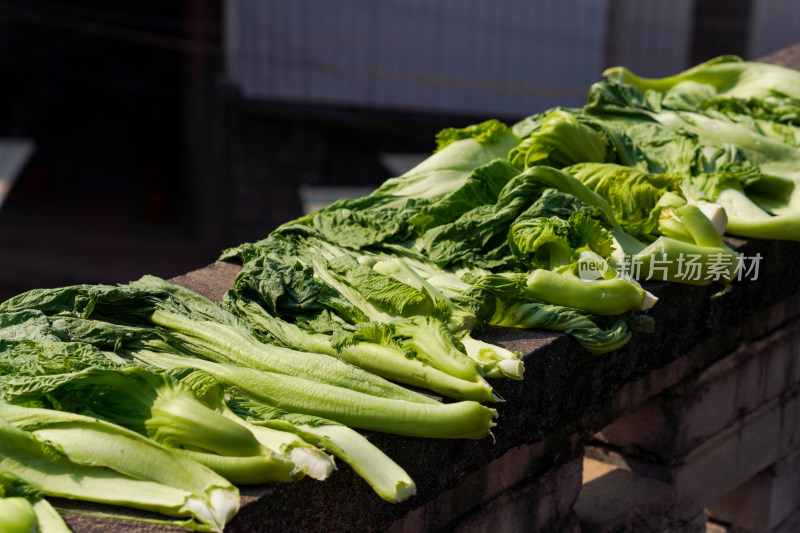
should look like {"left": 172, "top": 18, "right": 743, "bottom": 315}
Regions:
{"left": 598, "top": 322, "right": 800, "bottom": 461}
{"left": 672, "top": 393, "right": 784, "bottom": 518}
{"left": 780, "top": 392, "right": 800, "bottom": 456}
{"left": 764, "top": 337, "right": 795, "bottom": 402}
{"left": 675, "top": 513, "right": 708, "bottom": 533}
{"left": 706, "top": 449, "right": 800, "bottom": 532}
{"left": 452, "top": 460, "right": 583, "bottom": 533}
{"left": 387, "top": 443, "right": 583, "bottom": 533}
{"left": 588, "top": 387, "right": 800, "bottom": 522}
{"left": 773, "top": 505, "right": 800, "bottom": 533}
{"left": 737, "top": 352, "right": 764, "bottom": 416}
{"left": 575, "top": 458, "right": 677, "bottom": 533}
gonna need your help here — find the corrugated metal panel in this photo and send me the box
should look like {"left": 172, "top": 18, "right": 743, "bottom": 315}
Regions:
{"left": 747, "top": 0, "right": 800, "bottom": 59}
{"left": 225, "top": 0, "right": 610, "bottom": 118}
{"left": 604, "top": 0, "right": 694, "bottom": 76}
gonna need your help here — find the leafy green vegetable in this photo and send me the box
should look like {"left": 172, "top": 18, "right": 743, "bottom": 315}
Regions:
{"left": 228, "top": 297, "right": 498, "bottom": 402}
{"left": 564, "top": 163, "right": 683, "bottom": 242}
{"left": 1, "top": 305, "right": 495, "bottom": 441}
{"left": 508, "top": 109, "right": 609, "bottom": 170}
{"left": 131, "top": 349, "right": 497, "bottom": 440}
{"left": 408, "top": 159, "right": 519, "bottom": 234}
{"left": 227, "top": 396, "right": 416, "bottom": 503}
{"left": 489, "top": 296, "right": 652, "bottom": 354}
{"left": 587, "top": 67, "right": 800, "bottom": 242}
{"left": 0, "top": 281, "right": 433, "bottom": 405}
{"left": 434, "top": 119, "right": 514, "bottom": 151}
{"left": 604, "top": 55, "right": 800, "bottom": 124}
{"left": 0, "top": 404, "right": 239, "bottom": 532}
{"left": 0, "top": 339, "right": 321, "bottom": 485}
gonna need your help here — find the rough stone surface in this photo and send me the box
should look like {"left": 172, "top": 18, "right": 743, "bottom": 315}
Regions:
{"left": 167, "top": 260, "right": 241, "bottom": 303}
{"left": 706, "top": 450, "right": 800, "bottom": 532}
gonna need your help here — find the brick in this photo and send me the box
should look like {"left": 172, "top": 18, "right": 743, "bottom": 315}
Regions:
{"left": 681, "top": 362, "right": 739, "bottom": 446}
{"left": 595, "top": 398, "right": 675, "bottom": 455}
{"left": 774, "top": 505, "right": 800, "bottom": 533}
{"left": 452, "top": 459, "right": 583, "bottom": 533}
{"left": 769, "top": 450, "right": 800, "bottom": 528}
{"left": 736, "top": 352, "right": 764, "bottom": 415}
{"left": 706, "top": 468, "right": 774, "bottom": 530}
{"left": 780, "top": 392, "right": 800, "bottom": 455}
{"left": 764, "top": 339, "right": 793, "bottom": 402}
{"left": 387, "top": 442, "right": 583, "bottom": 533}
{"left": 789, "top": 338, "right": 800, "bottom": 389}
{"left": 599, "top": 325, "right": 800, "bottom": 461}
{"left": 575, "top": 458, "right": 677, "bottom": 533}
{"left": 672, "top": 394, "right": 783, "bottom": 517}
{"left": 591, "top": 389, "right": 799, "bottom": 521}
{"left": 675, "top": 513, "right": 708, "bottom": 533}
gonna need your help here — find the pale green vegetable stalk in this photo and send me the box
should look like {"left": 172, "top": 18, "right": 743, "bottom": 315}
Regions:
{"left": 31, "top": 499, "right": 72, "bottom": 533}
{"left": 0, "top": 497, "right": 39, "bottom": 533}
{"left": 0, "top": 339, "right": 316, "bottom": 485}
{"left": 219, "top": 412, "right": 336, "bottom": 482}
{"left": 632, "top": 204, "right": 741, "bottom": 285}
{"left": 175, "top": 369, "right": 336, "bottom": 482}
{"left": 0, "top": 496, "right": 72, "bottom": 533}
{"left": 391, "top": 316, "right": 481, "bottom": 382}
{"left": 524, "top": 270, "right": 651, "bottom": 316}
{"left": 0, "top": 406, "right": 239, "bottom": 532}
{"left": 0, "top": 282, "right": 434, "bottom": 406}
{"left": 227, "top": 397, "right": 416, "bottom": 503}
{"left": 150, "top": 309, "right": 433, "bottom": 405}
{"left": 457, "top": 332, "right": 523, "bottom": 380}
{"left": 0, "top": 469, "right": 71, "bottom": 533}
{"left": 131, "top": 349, "right": 496, "bottom": 440}
{"left": 230, "top": 298, "right": 497, "bottom": 402}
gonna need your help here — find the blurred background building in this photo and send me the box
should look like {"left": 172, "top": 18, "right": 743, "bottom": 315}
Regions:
{"left": 0, "top": 0, "right": 798, "bottom": 300}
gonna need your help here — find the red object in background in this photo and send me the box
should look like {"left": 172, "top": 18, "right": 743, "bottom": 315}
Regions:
{"left": 143, "top": 164, "right": 177, "bottom": 226}
{"left": 19, "top": 162, "right": 53, "bottom": 199}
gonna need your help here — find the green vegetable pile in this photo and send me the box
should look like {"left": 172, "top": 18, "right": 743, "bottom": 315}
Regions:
{"left": 1, "top": 56, "right": 799, "bottom": 531}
